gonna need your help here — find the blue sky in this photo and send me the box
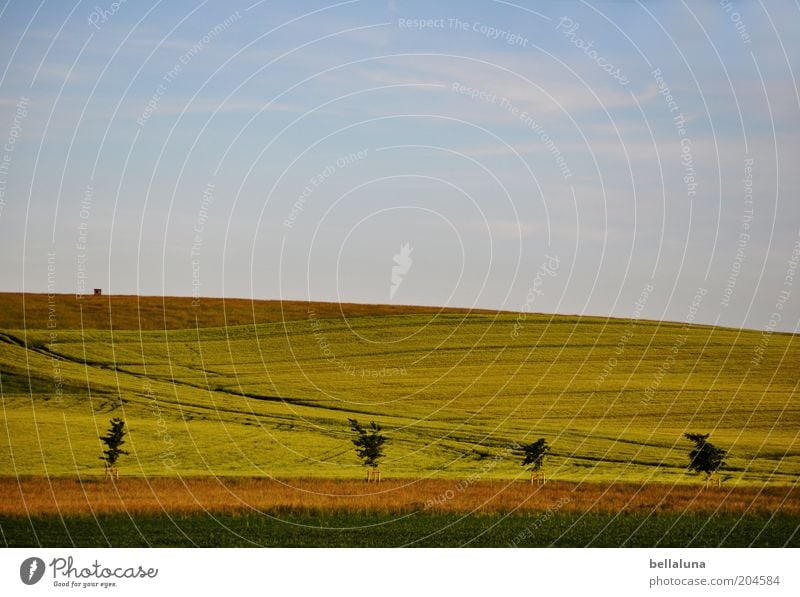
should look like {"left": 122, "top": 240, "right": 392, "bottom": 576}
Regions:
{"left": 0, "top": 0, "right": 798, "bottom": 332}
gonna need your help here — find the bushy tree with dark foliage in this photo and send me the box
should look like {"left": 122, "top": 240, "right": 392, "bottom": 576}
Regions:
{"left": 684, "top": 432, "right": 726, "bottom": 484}
{"left": 514, "top": 438, "right": 550, "bottom": 473}
{"left": 348, "top": 418, "right": 386, "bottom": 468}
{"left": 99, "top": 417, "right": 129, "bottom": 468}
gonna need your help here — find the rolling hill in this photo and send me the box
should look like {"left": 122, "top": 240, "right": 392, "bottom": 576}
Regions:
{"left": 1, "top": 293, "right": 798, "bottom": 483}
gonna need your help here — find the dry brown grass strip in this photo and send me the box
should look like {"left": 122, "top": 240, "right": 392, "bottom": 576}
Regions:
{"left": 0, "top": 293, "right": 501, "bottom": 330}
{"left": 1, "top": 477, "right": 797, "bottom": 517}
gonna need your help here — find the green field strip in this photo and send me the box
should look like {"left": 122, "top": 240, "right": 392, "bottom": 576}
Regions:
{"left": 2, "top": 307, "right": 798, "bottom": 481}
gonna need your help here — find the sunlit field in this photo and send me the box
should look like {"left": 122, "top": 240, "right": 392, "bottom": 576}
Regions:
{"left": 1, "top": 293, "right": 799, "bottom": 546}
{"left": 2, "top": 293, "right": 798, "bottom": 483}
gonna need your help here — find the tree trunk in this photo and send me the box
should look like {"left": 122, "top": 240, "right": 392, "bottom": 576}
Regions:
{"left": 530, "top": 471, "right": 545, "bottom": 486}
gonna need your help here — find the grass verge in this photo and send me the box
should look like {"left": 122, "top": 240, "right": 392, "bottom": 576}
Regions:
{"left": 2, "top": 511, "right": 797, "bottom": 547}
{"left": 2, "top": 477, "right": 798, "bottom": 517}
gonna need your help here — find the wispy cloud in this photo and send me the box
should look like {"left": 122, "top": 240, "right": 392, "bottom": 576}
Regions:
{"left": 15, "top": 63, "right": 82, "bottom": 83}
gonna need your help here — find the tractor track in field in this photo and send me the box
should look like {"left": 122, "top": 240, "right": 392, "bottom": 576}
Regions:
{"left": 0, "top": 331, "right": 381, "bottom": 425}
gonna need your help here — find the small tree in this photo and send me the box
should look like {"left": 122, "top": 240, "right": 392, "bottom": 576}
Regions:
{"left": 514, "top": 438, "right": 550, "bottom": 485}
{"left": 348, "top": 418, "right": 386, "bottom": 481}
{"left": 684, "top": 432, "right": 726, "bottom": 487}
{"left": 100, "top": 418, "right": 129, "bottom": 478}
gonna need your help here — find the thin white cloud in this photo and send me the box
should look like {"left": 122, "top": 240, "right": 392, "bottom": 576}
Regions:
{"left": 15, "top": 63, "right": 82, "bottom": 83}
{"left": 486, "top": 219, "right": 536, "bottom": 239}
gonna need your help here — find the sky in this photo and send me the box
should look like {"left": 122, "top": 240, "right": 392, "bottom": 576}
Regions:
{"left": 0, "top": 0, "right": 799, "bottom": 332}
